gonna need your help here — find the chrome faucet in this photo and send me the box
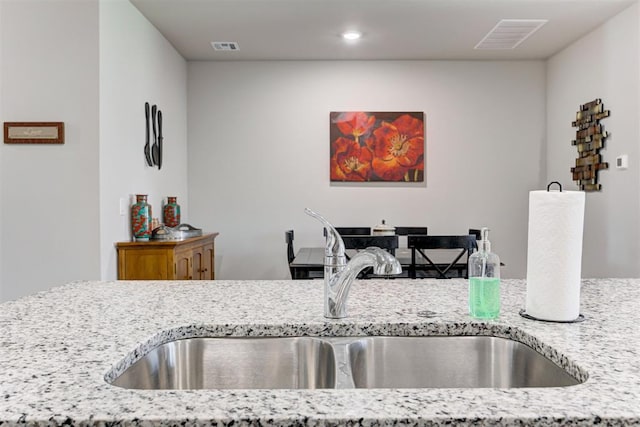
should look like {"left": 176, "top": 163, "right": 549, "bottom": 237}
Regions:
{"left": 305, "top": 208, "right": 402, "bottom": 319}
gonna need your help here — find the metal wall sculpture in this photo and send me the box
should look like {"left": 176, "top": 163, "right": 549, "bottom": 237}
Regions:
{"left": 570, "top": 99, "right": 610, "bottom": 191}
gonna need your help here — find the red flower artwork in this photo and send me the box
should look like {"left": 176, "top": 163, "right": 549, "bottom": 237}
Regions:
{"left": 331, "top": 137, "right": 373, "bottom": 181}
{"left": 330, "top": 111, "right": 424, "bottom": 182}
{"left": 334, "top": 112, "right": 376, "bottom": 143}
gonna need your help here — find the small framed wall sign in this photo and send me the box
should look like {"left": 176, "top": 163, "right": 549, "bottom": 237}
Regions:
{"left": 3, "top": 122, "right": 65, "bottom": 144}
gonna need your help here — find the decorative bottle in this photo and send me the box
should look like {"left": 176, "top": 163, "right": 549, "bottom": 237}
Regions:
{"left": 131, "top": 194, "right": 152, "bottom": 241}
{"left": 468, "top": 227, "right": 501, "bottom": 319}
{"left": 163, "top": 196, "right": 181, "bottom": 227}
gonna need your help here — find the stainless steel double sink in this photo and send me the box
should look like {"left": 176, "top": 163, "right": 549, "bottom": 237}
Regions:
{"left": 108, "top": 336, "right": 582, "bottom": 390}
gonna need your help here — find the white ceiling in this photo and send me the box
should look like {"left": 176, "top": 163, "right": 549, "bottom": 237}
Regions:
{"left": 130, "top": 0, "right": 636, "bottom": 61}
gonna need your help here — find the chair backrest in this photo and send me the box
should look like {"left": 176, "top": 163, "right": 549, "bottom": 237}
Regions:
{"left": 408, "top": 235, "right": 476, "bottom": 279}
{"left": 395, "top": 226, "right": 428, "bottom": 236}
{"left": 468, "top": 228, "right": 481, "bottom": 240}
{"left": 337, "top": 227, "right": 371, "bottom": 235}
{"left": 323, "top": 227, "right": 371, "bottom": 237}
{"left": 341, "top": 235, "right": 399, "bottom": 255}
{"left": 285, "top": 230, "right": 295, "bottom": 264}
{"left": 468, "top": 229, "right": 481, "bottom": 250}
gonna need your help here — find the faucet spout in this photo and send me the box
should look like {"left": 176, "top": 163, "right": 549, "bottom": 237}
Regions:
{"left": 325, "top": 247, "right": 402, "bottom": 318}
{"left": 304, "top": 208, "right": 344, "bottom": 258}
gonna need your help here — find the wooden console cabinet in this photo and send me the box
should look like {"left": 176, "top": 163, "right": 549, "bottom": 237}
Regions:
{"left": 116, "top": 233, "right": 218, "bottom": 280}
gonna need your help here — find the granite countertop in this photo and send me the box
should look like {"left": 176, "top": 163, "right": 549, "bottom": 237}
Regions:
{"left": 1, "top": 278, "right": 639, "bottom": 426}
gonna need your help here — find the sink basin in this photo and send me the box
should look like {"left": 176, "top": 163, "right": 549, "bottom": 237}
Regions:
{"left": 346, "top": 336, "right": 581, "bottom": 388}
{"left": 110, "top": 337, "right": 336, "bottom": 389}
{"left": 108, "top": 335, "right": 583, "bottom": 390}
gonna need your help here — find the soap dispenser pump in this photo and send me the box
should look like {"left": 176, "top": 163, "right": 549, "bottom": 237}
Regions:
{"left": 468, "top": 227, "right": 500, "bottom": 319}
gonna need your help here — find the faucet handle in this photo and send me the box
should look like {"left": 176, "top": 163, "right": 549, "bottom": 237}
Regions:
{"left": 304, "top": 208, "right": 345, "bottom": 258}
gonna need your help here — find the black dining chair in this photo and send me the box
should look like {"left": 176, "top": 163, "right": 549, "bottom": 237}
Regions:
{"left": 323, "top": 227, "right": 371, "bottom": 237}
{"left": 395, "top": 226, "right": 428, "bottom": 236}
{"left": 337, "top": 227, "right": 371, "bottom": 235}
{"left": 468, "top": 229, "right": 481, "bottom": 251}
{"left": 341, "top": 235, "right": 399, "bottom": 255}
{"left": 395, "top": 227, "right": 428, "bottom": 251}
{"left": 408, "top": 235, "right": 476, "bottom": 279}
{"left": 285, "top": 230, "right": 296, "bottom": 279}
{"left": 286, "top": 230, "right": 322, "bottom": 280}
{"left": 468, "top": 228, "right": 481, "bottom": 240}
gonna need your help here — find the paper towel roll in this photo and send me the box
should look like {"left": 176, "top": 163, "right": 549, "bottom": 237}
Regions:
{"left": 525, "top": 189, "right": 585, "bottom": 321}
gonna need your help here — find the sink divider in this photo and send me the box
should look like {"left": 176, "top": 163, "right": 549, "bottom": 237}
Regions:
{"left": 327, "top": 339, "right": 356, "bottom": 389}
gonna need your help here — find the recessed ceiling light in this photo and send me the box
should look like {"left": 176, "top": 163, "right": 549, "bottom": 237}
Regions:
{"left": 342, "top": 31, "right": 362, "bottom": 41}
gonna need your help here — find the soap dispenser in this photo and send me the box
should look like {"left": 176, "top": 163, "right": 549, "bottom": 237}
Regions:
{"left": 468, "top": 227, "right": 500, "bottom": 319}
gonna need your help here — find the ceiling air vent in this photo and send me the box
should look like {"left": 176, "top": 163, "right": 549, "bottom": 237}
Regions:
{"left": 211, "top": 41, "right": 240, "bottom": 51}
{"left": 475, "top": 19, "right": 547, "bottom": 50}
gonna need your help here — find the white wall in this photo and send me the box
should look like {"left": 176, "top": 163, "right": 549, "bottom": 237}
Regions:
{"left": 547, "top": 3, "right": 640, "bottom": 278}
{"left": 99, "top": 0, "right": 188, "bottom": 280}
{"left": 2, "top": 0, "right": 631, "bottom": 294}
{"left": 188, "top": 61, "right": 547, "bottom": 279}
{"left": 0, "top": 1, "right": 4, "bottom": 302}
{"left": 0, "top": 0, "right": 101, "bottom": 301}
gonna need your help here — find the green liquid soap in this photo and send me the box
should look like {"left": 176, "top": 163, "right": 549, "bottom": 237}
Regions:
{"left": 469, "top": 277, "right": 500, "bottom": 319}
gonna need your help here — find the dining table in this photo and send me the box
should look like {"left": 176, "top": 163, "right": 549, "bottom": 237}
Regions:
{"left": 289, "top": 247, "right": 469, "bottom": 279}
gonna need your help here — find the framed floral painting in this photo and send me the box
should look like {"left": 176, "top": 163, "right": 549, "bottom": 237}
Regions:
{"left": 330, "top": 111, "right": 424, "bottom": 182}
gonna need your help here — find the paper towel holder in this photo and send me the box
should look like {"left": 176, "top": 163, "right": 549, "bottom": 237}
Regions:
{"left": 547, "top": 181, "right": 562, "bottom": 192}
{"left": 519, "top": 309, "right": 585, "bottom": 323}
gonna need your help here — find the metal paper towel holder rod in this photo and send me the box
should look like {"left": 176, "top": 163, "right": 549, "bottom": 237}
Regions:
{"left": 547, "top": 181, "right": 562, "bottom": 192}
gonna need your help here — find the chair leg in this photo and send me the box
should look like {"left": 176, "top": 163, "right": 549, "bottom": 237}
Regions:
{"left": 410, "top": 249, "right": 416, "bottom": 279}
